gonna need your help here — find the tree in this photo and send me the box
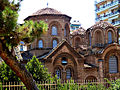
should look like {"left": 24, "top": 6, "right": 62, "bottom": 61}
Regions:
{"left": 26, "top": 56, "right": 51, "bottom": 81}
{"left": 0, "top": 61, "right": 20, "bottom": 81}
{"left": 0, "top": 0, "right": 48, "bottom": 90}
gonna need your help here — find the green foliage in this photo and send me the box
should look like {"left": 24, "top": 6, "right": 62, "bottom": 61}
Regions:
{"left": 26, "top": 56, "right": 51, "bottom": 81}
{"left": 17, "top": 20, "right": 48, "bottom": 43}
{"left": 0, "top": 62, "right": 20, "bottom": 81}
{"left": 0, "top": 0, "right": 48, "bottom": 49}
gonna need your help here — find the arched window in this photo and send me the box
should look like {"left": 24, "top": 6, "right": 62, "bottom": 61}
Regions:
{"left": 108, "top": 31, "right": 112, "bottom": 43}
{"left": 53, "top": 39, "right": 57, "bottom": 48}
{"left": 52, "top": 26, "right": 57, "bottom": 35}
{"left": 85, "top": 76, "right": 97, "bottom": 82}
{"left": 95, "top": 31, "right": 102, "bottom": 44}
{"left": 61, "top": 57, "right": 67, "bottom": 66}
{"left": 66, "top": 68, "right": 71, "bottom": 79}
{"left": 89, "top": 33, "right": 91, "bottom": 46}
{"left": 38, "top": 40, "right": 43, "bottom": 48}
{"left": 55, "top": 68, "right": 61, "bottom": 79}
{"left": 64, "top": 28, "right": 66, "bottom": 36}
{"left": 109, "top": 56, "right": 118, "bottom": 73}
{"left": 75, "top": 37, "right": 80, "bottom": 47}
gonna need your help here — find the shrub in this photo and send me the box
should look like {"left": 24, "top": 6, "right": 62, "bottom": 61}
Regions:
{"left": 26, "top": 56, "right": 51, "bottom": 81}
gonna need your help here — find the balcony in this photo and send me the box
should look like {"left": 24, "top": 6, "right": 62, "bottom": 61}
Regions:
{"left": 95, "top": 0, "right": 119, "bottom": 13}
{"left": 95, "top": 11, "right": 119, "bottom": 21}
{"left": 95, "top": 0, "right": 105, "bottom": 4}
{"left": 111, "top": 20, "right": 120, "bottom": 26}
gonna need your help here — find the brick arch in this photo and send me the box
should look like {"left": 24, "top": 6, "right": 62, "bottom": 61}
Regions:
{"left": 53, "top": 52, "right": 78, "bottom": 66}
{"left": 51, "top": 38, "right": 59, "bottom": 48}
{"left": 49, "top": 21, "right": 62, "bottom": 36}
{"left": 102, "top": 45, "right": 120, "bottom": 74}
{"left": 85, "top": 76, "right": 97, "bottom": 82}
{"left": 92, "top": 29, "right": 104, "bottom": 45}
{"left": 53, "top": 53, "right": 78, "bottom": 80}
{"left": 74, "top": 36, "right": 81, "bottom": 48}
{"left": 105, "top": 27, "right": 117, "bottom": 43}
{"left": 65, "top": 65, "right": 74, "bottom": 80}
{"left": 37, "top": 38, "right": 44, "bottom": 48}
{"left": 54, "top": 65, "right": 63, "bottom": 78}
{"left": 54, "top": 65, "right": 63, "bottom": 70}
{"left": 102, "top": 44, "right": 120, "bottom": 59}
{"left": 91, "top": 27, "right": 104, "bottom": 36}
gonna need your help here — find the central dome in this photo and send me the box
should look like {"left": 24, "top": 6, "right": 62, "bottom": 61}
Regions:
{"left": 25, "top": 7, "right": 71, "bottom": 20}
{"left": 32, "top": 8, "right": 62, "bottom": 16}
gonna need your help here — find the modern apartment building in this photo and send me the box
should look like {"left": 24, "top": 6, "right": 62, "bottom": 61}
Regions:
{"left": 70, "top": 20, "right": 81, "bottom": 31}
{"left": 95, "top": 0, "right": 120, "bottom": 28}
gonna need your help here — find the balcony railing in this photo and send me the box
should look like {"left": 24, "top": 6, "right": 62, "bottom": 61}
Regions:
{"left": 112, "top": 20, "right": 120, "bottom": 25}
{"left": 95, "top": 11, "right": 119, "bottom": 21}
{"left": 95, "top": 0, "right": 119, "bottom": 13}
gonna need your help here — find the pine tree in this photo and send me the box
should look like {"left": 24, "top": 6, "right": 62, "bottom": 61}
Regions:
{"left": 0, "top": 0, "right": 48, "bottom": 89}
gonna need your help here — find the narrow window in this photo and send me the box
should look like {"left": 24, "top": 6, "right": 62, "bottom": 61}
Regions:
{"left": 38, "top": 40, "right": 43, "bottom": 48}
{"left": 53, "top": 40, "right": 57, "bottom": 48}
{"left": 109, "top": 56, "right": 118, "bottom": 73}
{"left": 56, "top": 69, "right": 61, "bottom": 79}
{"left": 75, "top": 37, "right": 80, "bottom": 47}
{"left": 95, "top": 31, "right": 102, "bottom": 44}
{"left": 52, "top": 26, "right": 57, "bottom": 35}
{"left": 89, "top": 33, "right": 91, "bottom": 46}
{"left": 66, "top": 68, "right": 71, "bottom": 79}
{"left": 64, "top": 28, "right": 66, "bottom": 36}
{"left": 108, "top": 31, "right": 112, "bottom": 43}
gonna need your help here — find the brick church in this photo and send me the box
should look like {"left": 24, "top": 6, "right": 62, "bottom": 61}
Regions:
{"left": 22, "top": 7, "right": 120, "bottom": 82}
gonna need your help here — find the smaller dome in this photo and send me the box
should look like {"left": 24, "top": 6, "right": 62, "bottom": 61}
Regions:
{"left": 71, "top": 27, "right": 86, "bottom": 35}
{"left": 89, "top": 20, "right": 116, "bottom": 30}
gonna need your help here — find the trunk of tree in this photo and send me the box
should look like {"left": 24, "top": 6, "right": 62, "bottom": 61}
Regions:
{"left": 0, "top": 42, "right": 39, "bottom": 90}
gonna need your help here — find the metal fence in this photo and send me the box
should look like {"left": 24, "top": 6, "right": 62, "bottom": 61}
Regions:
{"left": 0, "top": 80, "right": 112, "bottom": 90}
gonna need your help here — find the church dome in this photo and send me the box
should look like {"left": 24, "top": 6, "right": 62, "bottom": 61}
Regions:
{"left": 25, "top": 7, "right": 71, "bottom": 20}
{"left": 71, "top": 27, "right": 86, "bottom": 35}
{"left": 32, "top": 8, "right": 62, "bottom": 16}
{"left": 88, "top": 20, "right": 117, "bottom": 30}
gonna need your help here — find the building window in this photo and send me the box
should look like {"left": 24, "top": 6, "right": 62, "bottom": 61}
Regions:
{"left": 61, "top": 57, "right": 67, "bottom": 66}
{"left": 52, "top": 26, "right": 57, "bottom": 35}
{"left": 75, "top": 37, "right": 80, "bottom": 47}
{"left": 38, "top": 40, "right": 43, "bottom": 48}
{"left": 64, "top": 28, "right": 66, "bottom": 36}
{"left": 108, "top": 31, "right": 112, "bottom": 43}
{"left": 95, "top": 31, "right": 102, "bottom": 44}
{"left": 53, "top": 39, "right": 57, "bottom": 48}
{"left": 89, "top": 33, "right": 91, "bottom": 46}
{"left": 109, "top": 56, "right": 118, "bottom": 73}
{"left": 56, "top": 69, "right": 61, "bottom": 79}
{"left": 66, "top": 68, "right": 71, "bottom": 79}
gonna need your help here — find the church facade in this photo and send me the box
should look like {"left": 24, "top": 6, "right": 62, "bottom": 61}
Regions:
{"left": 23, "top": 7, "right": 120, "bottom": 82}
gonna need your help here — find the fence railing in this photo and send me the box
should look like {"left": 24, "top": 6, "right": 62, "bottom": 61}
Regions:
{"left": 0, "top": 79, "right": 114, "bottom": 90}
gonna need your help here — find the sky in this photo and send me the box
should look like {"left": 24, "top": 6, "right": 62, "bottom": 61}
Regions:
{"left": 18, "top": 0, "right": 96, "bottom": 29}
